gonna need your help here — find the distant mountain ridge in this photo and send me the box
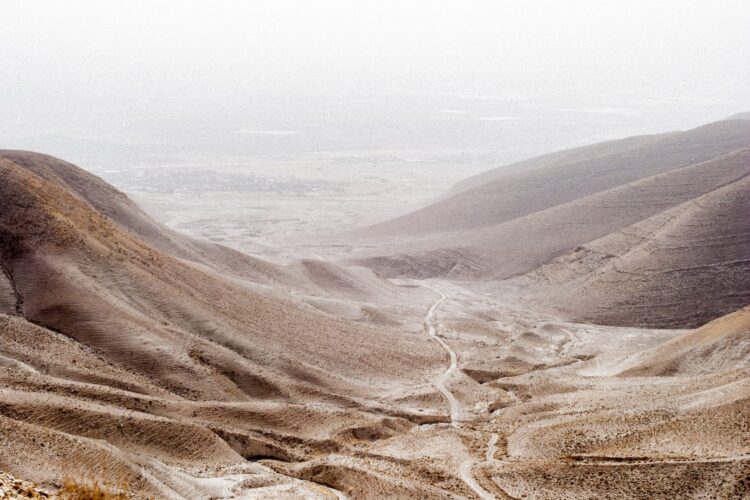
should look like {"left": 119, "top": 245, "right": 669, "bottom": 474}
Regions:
{"left": 726, "top": 111, "right": 750, "bottom": 120}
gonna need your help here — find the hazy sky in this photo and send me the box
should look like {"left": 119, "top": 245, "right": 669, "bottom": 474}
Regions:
{"left": 2, "top": 0, "right": 749, "bottom": 164}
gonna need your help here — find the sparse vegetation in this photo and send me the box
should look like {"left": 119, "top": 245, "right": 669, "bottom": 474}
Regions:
{"left": 59, "top": 478, "right": 128, "bottom": 500}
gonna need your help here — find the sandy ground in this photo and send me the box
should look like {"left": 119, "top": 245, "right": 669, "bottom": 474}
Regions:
{"left": 1, "top": 147, "right": 748, "bottom": 499}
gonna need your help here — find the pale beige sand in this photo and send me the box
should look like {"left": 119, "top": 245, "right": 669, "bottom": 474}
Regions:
{"left": 0, "top": 137, "right": 748, "bottom": 499}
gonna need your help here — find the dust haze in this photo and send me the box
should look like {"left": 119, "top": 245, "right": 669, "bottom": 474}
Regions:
{"left": 1, "top": 1, "right": 749, "bottom": 499}
{"left": 3, "top": 0, "right": 749, "bottom": 161}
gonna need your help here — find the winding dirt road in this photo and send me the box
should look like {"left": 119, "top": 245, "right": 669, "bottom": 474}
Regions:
{"left": 422, "top": 282, "right": 499, "bottom": 499}
{"left": 486, "top": 434, "right": 499, "bottom": 463}
{"left": 422, "top": 283, "right": 464, "bottom": 424}
{"left": 458, "top": 433, "right": 503, "bottom": 499}
{"left": 459, "top": 459, "right": 495, "bottom": 500}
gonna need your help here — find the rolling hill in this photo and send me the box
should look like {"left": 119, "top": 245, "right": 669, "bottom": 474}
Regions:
{"left": 352, "top": 118, "right": 750, "bottom": 328}
{"left": 0, "top": 151, "right": 448, "bottom": 496}
{"left": 1, "top": 114, "right": 748, "bottom": 497}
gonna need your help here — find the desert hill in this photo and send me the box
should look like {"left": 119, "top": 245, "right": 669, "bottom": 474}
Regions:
{"left": 350, "top": 119, "right": 750, "bottom": 328}
{"left": 361, "top": 119, "right": 750, "bottom": 238}
{"left": 518, "top": 168, "right": 750, "bottom": 328}
{"left": 0, "top": 147, "right": 748, "bottom": 498}
{"left": 0, "top": 150, "right": 423, "bottom": 321}
{"left": 0, "top": 150, "right": 292, "bottom": 286}
{"left": 0, "top": 151, "right": 454, "bottom": 497}
{"left": 444, "top": 303, "right": 750, "bottom": 499}
{"left": 618, "top": 305, "right": 750, "bottom": 376}
{"left": 0, "top": 152, "right": 440, "bottom": 396}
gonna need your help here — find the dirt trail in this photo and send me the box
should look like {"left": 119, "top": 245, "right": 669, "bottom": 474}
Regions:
{"left": 422, "top": 282, "right": 464, "bottom": 424}
{"left": 422, "top": 282, "right": 502, "bottom": 498}
{"left": 486, "top": 434, "right": 499, "bottom": 463}
{"left": 459, "top": 459, "right": 496, "bottom": 499}
{"left": 458, "top": 432, "right": 503, "bottom": 499}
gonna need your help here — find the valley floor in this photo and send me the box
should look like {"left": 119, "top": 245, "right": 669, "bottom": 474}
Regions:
{"left": 5, "top": 274, "right": 747, "bottom": 498}
{"left": 172, "top": 279, "right": 747, "bottom": 498}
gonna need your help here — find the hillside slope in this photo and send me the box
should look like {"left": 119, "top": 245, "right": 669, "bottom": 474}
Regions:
{"left": 619, "top": 306, "right": 750, "bottom": 376}
{"left": 0, "top": 151, "right": 446, "bottom": 496}
{"left": 361, "top": 119, "right": 750, "bottom": 237}
{"left": 0, "top": 153, "right": 439, "bottom": 398}
{"left": 520, "top": 172, "right": 750, "bottom": 328}
{"left": 0, "top": 150, "right": 291, "bottom": 285}
{"left": 351, "top": 119, "right": 750, "bottom": 328}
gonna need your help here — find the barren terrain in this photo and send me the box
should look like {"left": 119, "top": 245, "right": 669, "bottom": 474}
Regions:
{"left": 1, "top": 115, "right": 748, "bottom": 499}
